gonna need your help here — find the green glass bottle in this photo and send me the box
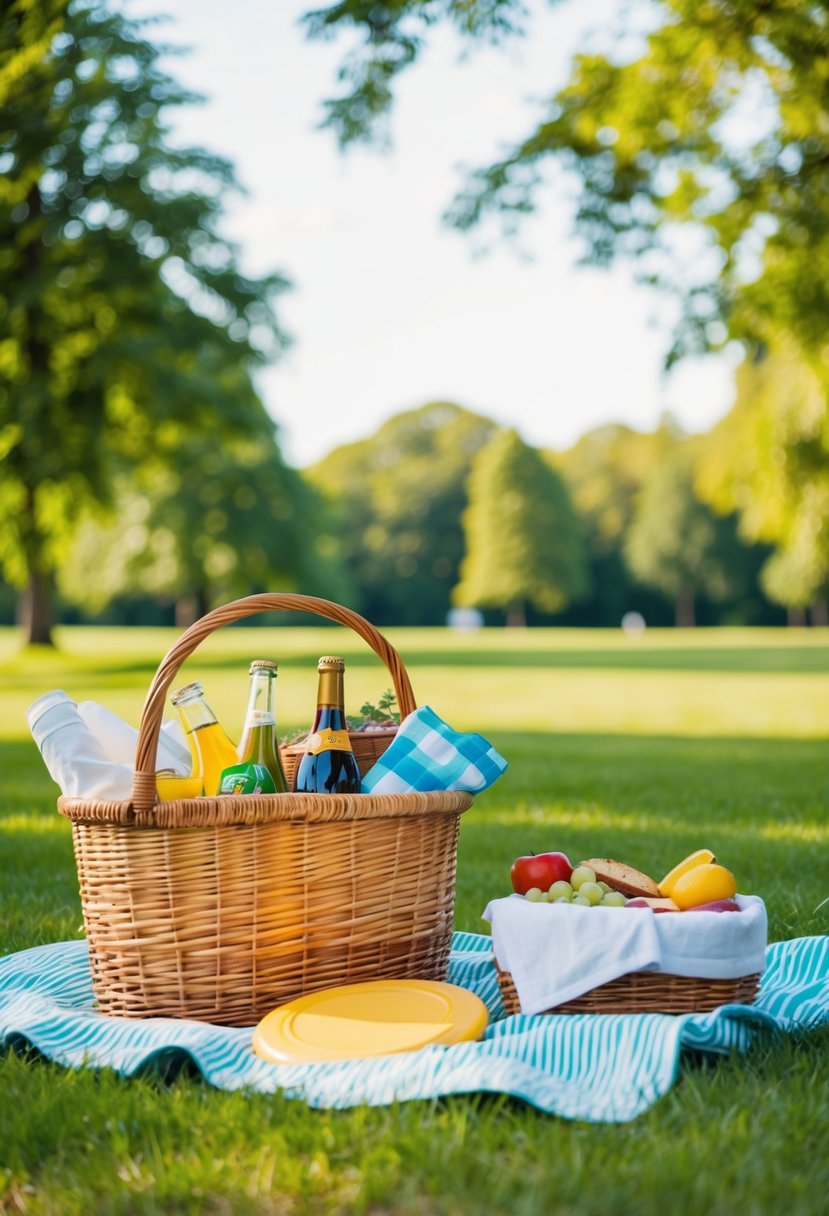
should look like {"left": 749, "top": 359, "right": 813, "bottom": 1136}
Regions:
{"left": 236, "top": 660, "right": 288, "bottom": 793}
{"left": 295, "top": 656, "right": 361, "bottom": 794}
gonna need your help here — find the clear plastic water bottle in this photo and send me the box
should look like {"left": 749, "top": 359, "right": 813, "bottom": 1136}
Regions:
{"left": 77, "top": 701, "right": 191, "bottom": 774}
{"left": 27, "top": 691, "right": 134, "bottom": 800}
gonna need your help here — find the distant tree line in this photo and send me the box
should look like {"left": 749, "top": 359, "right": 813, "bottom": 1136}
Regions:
{"left": 305, "top": 400, "right": 800, "bottom": 631}
{"left": 3, "top": 385, "right": 813, "bottom": 636}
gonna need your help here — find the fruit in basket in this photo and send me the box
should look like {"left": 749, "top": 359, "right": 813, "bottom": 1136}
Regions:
{"left": 578, "top": 882, "right": 604, "bottom": 906}
{"left": 600, "top": 891, "right": 627, "bottom": 907}
{"left": 569, "top": 864, "right": 596, "bottom": 890}
{"left": 578, "top": 858, "right": 660, "bottom": 899}
{"left": 510, "top": 851, "right": 572, "bottom": 895}
{"left": 546, "top": 879, "right": 574, "bottom": 901}
{"left": 658, "top": 848, "right": 716, "bottom": 898}
{"left": 683, "top": 898, "right": 741, "bottom": 913}
{"left": 626, "top": 896, "right": 680, "bottom": 912}
{"left": 670, "top": 863, "right": 737, "bottom": 910}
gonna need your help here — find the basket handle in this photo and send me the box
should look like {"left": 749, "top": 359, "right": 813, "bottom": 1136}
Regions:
{"left": 131, "top": 594, "right": 417, "bottom": 814}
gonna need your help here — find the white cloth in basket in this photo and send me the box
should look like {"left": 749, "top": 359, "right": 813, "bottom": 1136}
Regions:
{"left": 482, "top": 894, "right": 768, "bottom": 1015}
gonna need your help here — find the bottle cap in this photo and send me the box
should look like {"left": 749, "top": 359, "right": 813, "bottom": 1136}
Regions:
{"left": 170, "top": 681, "right": 204, "bottom": 705}
{"left": 317, "top": 656, "right": 345, "bottom": 671}
{"left": 249, "top": 659, "right": 278, "bottom": 673}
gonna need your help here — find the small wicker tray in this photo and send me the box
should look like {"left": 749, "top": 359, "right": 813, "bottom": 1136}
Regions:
{"left": 496, "top": 961, "right": 760, "bottom": 1016}
{"left": 280, "top": 725, "right": 397, "bottom": 788}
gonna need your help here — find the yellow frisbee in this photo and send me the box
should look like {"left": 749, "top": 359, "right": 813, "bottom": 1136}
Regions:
{"left": 252, "top": 979, "right": 489, "bottom": 1065}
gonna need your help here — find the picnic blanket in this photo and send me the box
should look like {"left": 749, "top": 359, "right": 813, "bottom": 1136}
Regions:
{"left": 1, "top": 932, "right": 827, "bottom": 1123}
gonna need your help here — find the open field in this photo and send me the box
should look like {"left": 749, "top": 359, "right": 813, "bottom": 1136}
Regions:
{"left": 1, "top": 625, "right": 828, "bottom": 1214}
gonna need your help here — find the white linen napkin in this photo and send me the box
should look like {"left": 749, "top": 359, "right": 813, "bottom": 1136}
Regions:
{"left": 482, "top": 894, "right": 768, "bottom": 1015}
{"left": 483, "top": 895, "right": 662, "bottom": 1015}
{"left": 651, "top": 895, "right": 768, "bottom": 978}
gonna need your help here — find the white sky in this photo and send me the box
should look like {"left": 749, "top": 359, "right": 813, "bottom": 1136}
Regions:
{"left": 124, "top": 0, "right": 741, "bottom": 467}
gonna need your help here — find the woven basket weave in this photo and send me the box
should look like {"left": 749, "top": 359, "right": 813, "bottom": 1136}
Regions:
{"left": 496, "top": 962, "right": 760, "bottom": 1016}
{"left": 280, "top": 725, "right": 397, "bottom": 789}
{"left": 58, "top": 593, "right": 473, "bottom": 1026}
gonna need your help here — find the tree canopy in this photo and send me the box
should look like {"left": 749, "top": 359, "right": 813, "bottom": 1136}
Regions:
{"left": 0, "top": 0, "right": 291, "bottom": 641}
{"left": 307, "top": 401, "right": 497, "bottom": 625}
{"left": 306, "top": 0, "right": 829, "bottom": 365}
{"left": 550, "top": 418, "right": 682, "bottom": 625}
{"left": 60, "top": 426, "right": 348, "bottom": 624}
{"left": 695, "top": 339, "right": 829, "bottom": 613}
{"left": 625, "top": 443, "right": 757, "bottom": 626}
{"left": 453, "top": 426, "right": 589, "bottom": 626}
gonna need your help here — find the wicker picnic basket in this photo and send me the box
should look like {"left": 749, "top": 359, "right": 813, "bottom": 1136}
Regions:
{"left": 495, "top": 962, "right": 760, "bottom": 1016}
{"left": 58, "top": 593, "right": 473, "bottom": 1026}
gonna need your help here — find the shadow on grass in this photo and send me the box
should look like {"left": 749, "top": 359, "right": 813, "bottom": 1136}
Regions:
{"left": 4, "top": 642, "right": 828, "bottom": 685}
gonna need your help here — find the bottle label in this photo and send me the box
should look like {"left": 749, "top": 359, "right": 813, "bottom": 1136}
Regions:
{"left": 247, "top": 711, "right": 276, "bottom": 726}
{"left": 219, "top": 763, "right": 277, "bottom": 795}
{"left": 306, "top": 729, "right": 353, "bottom": 755}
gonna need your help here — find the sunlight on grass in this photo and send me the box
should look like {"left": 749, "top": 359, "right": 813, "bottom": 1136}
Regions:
{"left": 1, "top": 626, "right": 827, "bottom": 741}
{"left": 0, "top": 813, "right": 67, "bottom": 836}
{"left": 484, "top": 805, "right": 829, "bottom": 845}
{"left": 759, "top": 822, "right": 829, "bottom": 844}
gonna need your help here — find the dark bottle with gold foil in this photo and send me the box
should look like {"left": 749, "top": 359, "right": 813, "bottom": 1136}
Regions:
{"left": 294, "top": 656, "right": 361, "bottom": 794}
{"left": 236, "top": 660, "right": 288, "bottom": 793}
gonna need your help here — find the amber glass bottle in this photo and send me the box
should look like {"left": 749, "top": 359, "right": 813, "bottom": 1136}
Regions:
{"left": 294, "top": 656, "right": 361, "bottom": 794}
{"left": 236, "top": 660, "right": 288, "bottom": 792}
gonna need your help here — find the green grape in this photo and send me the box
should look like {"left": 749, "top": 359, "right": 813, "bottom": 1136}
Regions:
{"left": 600, "top": 891, "right": 627, "bottom": 907}
{"left": 598, "top": 881, "right": 611, "bottom": 893}
{"left": 579, "top": 881, "right": 604, "bottom": 906}
{"left": 524, "top": 887, "right": 545, "bottom": 902}
{"left": 570, "top": 865, "right": 596, "bottom": 890}
{"left": 553, "top": 896, "right": 571, "bottom": 904}
{"left": 572, "top": 894, "right": 592, "bottom": 906}
{"left": 547, "top": 879, "right": 573, "bottom": 901}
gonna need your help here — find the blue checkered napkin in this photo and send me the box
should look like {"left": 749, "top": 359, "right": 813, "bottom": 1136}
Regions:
{"left": 360, "top": 705, "right": 508, "bottom": 794}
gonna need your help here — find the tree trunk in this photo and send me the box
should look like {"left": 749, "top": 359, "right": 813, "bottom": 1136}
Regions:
{"left": 175, "top": 588, "right": 211, "bottom": 628}
{"left": 810, "top": 599, "right": 828, "bottom": 627}
{"left": 18, "top": 570, "right": 55, "bottom": 646}
{"left": 787, "top": 605, "right": 806, "bottom": 627}
{"left": 675, "top": 587, "right": 695, "bottom": 628}
{"left": 505, "top": 600, "right": 526, "bottom": 628}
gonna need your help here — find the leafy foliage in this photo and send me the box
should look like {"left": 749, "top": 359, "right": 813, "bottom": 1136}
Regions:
{"left": 307, "top": 401, "right": 497, "bottom": 624}
{"left": 302, "top": 0, "right": 526, "bottom": 147}
{"left": 625, "top": 443, "right": 759, "bottom": 625}
{"left": 305, "top": 0, "right": 829, "bottom": 618}
{"left": 60, "top": 431, "right": 349, "bottom": 618}
{"left": 548, "top": 418, "right": 681, "bottom": 625}
{"left": 308, "top": 0, "right": 829, "bottom": 365}
{"left": 696, "top": 340, "right": 829, "bottom": 609}
{"left": 0, "top": 0, "right": 292, "bottom": 638}
{"left": 453, "top": 426, "right": 589, "bottom": 624}
{"left": 355, "top": 688, "right": 399, "bottom": 725}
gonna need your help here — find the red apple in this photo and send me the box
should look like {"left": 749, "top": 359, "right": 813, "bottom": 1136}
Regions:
{"left": 510, "top": 851, "right": 572, "bottom": 895}
{"left": 683, "top": 899, "right": 741, "bottom": 913}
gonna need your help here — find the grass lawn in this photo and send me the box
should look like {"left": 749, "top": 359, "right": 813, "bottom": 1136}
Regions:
{"left": 1, "top": 623, "right": 828, "bottom": 1214}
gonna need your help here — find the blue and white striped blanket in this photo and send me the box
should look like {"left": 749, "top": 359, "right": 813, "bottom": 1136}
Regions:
{"left": 1, "top": 932, "right": 826, "bottom": 1122}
